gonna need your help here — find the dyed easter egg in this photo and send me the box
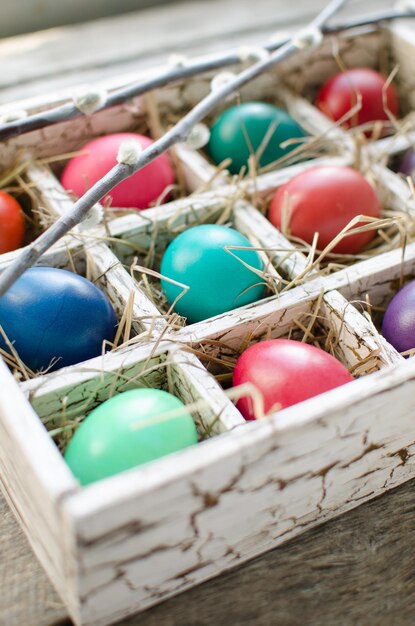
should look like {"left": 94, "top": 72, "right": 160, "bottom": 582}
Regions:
{"left": 60, "top": 133, "right": 175, "bottom": 209}
{"left": 316, "top": 68, "right": 399, "bottom": 131}
{"left": 0, "top": 191, "right": 25, "bottom": 254}
{"left": 64, "top": 388, "right": 198, "bottom": 485}
{"left": 233, "top": 338, "right": 354, "bottom": 420}
{"left": 0, "top": 267, "right": 117, "bottom": 372}
{"left": 382, "top": 280, "right": 415, "bottom": 352}
{"left": 208, "top": 102, "right": 306, "bottom": 175}
{"left": 160, "top": 224, "right": 266, "bottom": 324}
{"left": 268, "top": 165, "right": 381, "bottom": 254}
{"left": 398, "top": 149, "right": 415, "bottom": 181}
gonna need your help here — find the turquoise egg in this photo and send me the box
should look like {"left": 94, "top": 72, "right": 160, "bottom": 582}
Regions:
{"left": 160, "top": 224, "right": 266, "bottom": 323}
{"left": 64, "top": 388, "right": 198, "bottom": 485}
{"left": 208, "top": 102, "right": 306, "bottom": 175}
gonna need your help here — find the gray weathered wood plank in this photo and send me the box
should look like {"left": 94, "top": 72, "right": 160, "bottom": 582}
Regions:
{"left": 0, "top": 0, "right": 391, "bottom": 104}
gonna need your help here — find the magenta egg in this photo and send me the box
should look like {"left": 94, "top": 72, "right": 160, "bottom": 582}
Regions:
{"left": 60, "top": 133, "right": 175, "bottom": 210}
{"left": 382, "top": 280, "right": 415, "bottom": 352}
{"left": 233, "top": 339, "right": 353, "bottom": 420}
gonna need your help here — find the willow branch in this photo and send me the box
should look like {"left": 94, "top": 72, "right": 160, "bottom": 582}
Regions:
{"left": 325, "top": 7, "right": 415, "bottom": 33}
{"left": 0, "top": 4, "right": 413, "bottom": 142}
{"left": 0, "top": 0, "right": 350, "bottom": 296}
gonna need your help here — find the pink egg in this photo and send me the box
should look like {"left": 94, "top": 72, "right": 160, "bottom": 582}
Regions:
{"left": 60, "top": 133, "right": 175, "bottom": 210}
{"left": 233, "top": 339, "right": 353, "bottom": 420}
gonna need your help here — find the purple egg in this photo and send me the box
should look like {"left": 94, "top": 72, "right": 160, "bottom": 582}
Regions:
{"left": 382, "top": 280, "right": 415, "bottom": 352}
{"left": 398, "top": 149, "right": 415, "bottom": 181}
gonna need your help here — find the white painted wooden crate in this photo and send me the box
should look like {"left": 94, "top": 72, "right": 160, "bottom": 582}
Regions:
{"left": 0, "top": 21, "right": 415, "bottom": 626}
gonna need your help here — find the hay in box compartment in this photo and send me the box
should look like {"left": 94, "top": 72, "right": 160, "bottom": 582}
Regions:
{"left": 154, "top": 58, "right": 349, "bottom": 186}
{"left": 254, "top": 159, "right": 415, "bottom": 279}
{"left": 31, "top": 346, "right": 233, "bottom": 453}
{"left": 278, "top": 26, "right": 415, "bottom": 140}
{"left": 108, "top": 194, "right": 286, "bottom": 329}
{"left": 0, "top": 238, "right": 158, "bottom": 380}
{"left": 1, "top": 20, "right": 415, "bottom": 626}
{"left": 0, "top": 159, "right": 55, "bottom": 257}
{"left": 326, "top": 239, "right": 415, "bottom": 357}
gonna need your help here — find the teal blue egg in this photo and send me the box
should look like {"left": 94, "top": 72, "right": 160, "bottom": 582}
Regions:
{"left": 208, "top": 102, "right": 306, "bottom": 175}
{"left": 160, "top": 224, "right": 266, "bottom": 324}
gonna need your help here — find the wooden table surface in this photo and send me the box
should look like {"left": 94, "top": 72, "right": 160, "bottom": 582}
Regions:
{"left": 0, "top": 1, "right": 409, "bottom": 625}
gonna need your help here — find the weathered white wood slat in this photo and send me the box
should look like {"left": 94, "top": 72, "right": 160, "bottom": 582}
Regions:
{"left": 173, "top": 144, "right": 221, "bottom": 191}
{"left": 175, "top": 284, "right": 322, "bottom": 347}
{"left": 168, "top": 348, "right": 245, "bottom": 433}
{"left": 390, "top": 21, "right": 415, "bottom": 111}
{"left": 369, "top": 163, "right": 415, "bottom": 215}
{"left": 321, "top": 289, "right": 403, "bottom": 370}
{"left": 23, "top": 347, "right": 169, "bottom": 432}
{"left": 25, "top": 162, "right": 76, "bottom": 219}
{"left": 0, "top": 235, "right": 86, "bottom": 273}
{"left": 367, "top": 129, "right": 415, "bottom": 163}
{"left": 318, "top": 241, "right": 415, "bottom": 307}
{"left": 233, "top": 199, "right": 310, "bottom": 280}
{"left": 0, "top": 359, "right": 79, "bottom": 610}
{"left": 84, "top": 242, "right": 166, "bottom": 337}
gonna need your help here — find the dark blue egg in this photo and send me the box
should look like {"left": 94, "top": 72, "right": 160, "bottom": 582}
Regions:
{"left": 0, "top": 267, "right": 117, "bottom": 372}
{"left": 382, "top": 280, "right": 415, "bottom": 353}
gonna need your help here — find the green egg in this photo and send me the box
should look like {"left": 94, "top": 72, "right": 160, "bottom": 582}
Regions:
{"left": 64, "top": 389, "right": 198, "bottom": 486}
{"left": 208, "top": 102, "right": 306, "bottom": 175}
{"left": 160, "top": 224, "right": 266, "bottom": 324}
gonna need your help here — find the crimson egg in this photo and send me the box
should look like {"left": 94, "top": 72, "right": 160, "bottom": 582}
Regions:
{"left": 233, "top": 339, "right": 354, "bottom": 421}
{"left": 315, "top": 67, "right": 398, "bottom": 133}
{"left": 268, "top": 165, "right": 381, "bottom": 255}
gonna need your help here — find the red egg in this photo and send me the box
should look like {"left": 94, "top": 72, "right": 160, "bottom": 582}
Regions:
{"left": 233, "top": 339, "right": 353, "bottom": 420}
{"left": 60, "top": 133, "right": 175, "bottom": 210}
{"left": 315, "top": 68, "right": 399, "bottom": 131}
{"left": 268, "top": 165, "right": 381, "bottom": 254}
{"left": 0, "top": 191, "right": 25, "bottom": 254}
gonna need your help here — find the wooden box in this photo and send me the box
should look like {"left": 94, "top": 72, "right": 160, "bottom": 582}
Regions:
{"left": 0, "top": 20, "right": 415, "bottom": 626}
